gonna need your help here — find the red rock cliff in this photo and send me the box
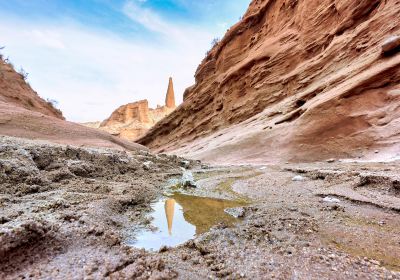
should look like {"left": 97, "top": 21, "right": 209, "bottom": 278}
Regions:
{"left": 138, "top": 0, "right": 400, "bottom": 163}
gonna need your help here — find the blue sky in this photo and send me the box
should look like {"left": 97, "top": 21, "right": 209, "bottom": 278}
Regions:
{"left": 0, "top": 0, "right": 250, "bottom": 122}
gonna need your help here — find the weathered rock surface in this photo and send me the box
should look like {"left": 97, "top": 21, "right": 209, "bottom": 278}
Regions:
{"left": 0, "top": 136, "right": 193, "bottom": 279}
{"left": 165, "top": 77, "right": 176, "bottom": 108}
{"left": 0, "top": 59, "right": 63, "bottom": 119}
{"left": 138, "top": 0, "right": 400, "bottom": 164}
{"left": 0, "top": 58, "right": 146, "bottom": 152}
{"left": 2, "top": 141, "right": 399, "bottom": 279}
{"left": 83, "top": 78, "right": 176, "bottom": 141}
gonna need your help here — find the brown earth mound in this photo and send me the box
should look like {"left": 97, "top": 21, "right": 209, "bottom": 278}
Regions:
{"left": 0, "top": 59, "right": 63, "bottom": 119}
{"left": 0, "top": 58, "right": 145, "bottom": 151}
{"left": 138, "top": 0, "right": 400, "bottom": 164}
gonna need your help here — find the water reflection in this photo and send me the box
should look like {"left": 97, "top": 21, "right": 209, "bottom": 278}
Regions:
{"left": 165, "top": 199, "right": 175, "bottom": 235}
{"left": 130, "top": 193, "right": 246, "bottom": 251}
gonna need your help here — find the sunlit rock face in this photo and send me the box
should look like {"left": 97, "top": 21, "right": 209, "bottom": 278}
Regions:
{"left": 138, "top": 0, "right": 400, "bottom": 164}
{"left": 83, "top": 78, "right": 177, "bottom": 141}
{"left": 166, "top": 77, "right": 176, "bottom": 109}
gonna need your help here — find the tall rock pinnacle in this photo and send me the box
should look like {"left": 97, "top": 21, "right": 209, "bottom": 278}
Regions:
{"left": 165, "top": 77, "right": 176, "bottom": 108}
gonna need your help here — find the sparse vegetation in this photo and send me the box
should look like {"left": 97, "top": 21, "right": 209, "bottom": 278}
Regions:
{"left": 205, "top": 37, "right": 220, "bottom": 57}
{"left": 18, "top": 67, "right": 29, "bottom": 81}
{"left": 211, "top": 37, "right": 220, "bottom": 47}
{"left": 46, "top": 98, "right": 60, "bottom": 109}
{"left": 0, "top": 47, "right": 26, "bottom": 76}
{"left": 0, "top": 46, "right": 4, "bottom": 60}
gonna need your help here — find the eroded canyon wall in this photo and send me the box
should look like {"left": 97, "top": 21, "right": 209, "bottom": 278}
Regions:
{"left": 83, "top": 78, "right": 177, "bottom": 141}
{"left": 98, "top": 100, "right": 175, "bottom": 141}
{"left": 0, "top": 58, "right": 145, "bottom": 151}
{"left": 138, "top": 0, "right": 400, "bottom": 163}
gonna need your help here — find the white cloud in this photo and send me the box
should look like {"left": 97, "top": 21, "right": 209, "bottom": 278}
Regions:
{"left": 0, "top": 0, "right": 250, "bottom": 123}
{"left": 123, "top": 1, "right": 171, "bottom": 34}
{"left": 0, "top": 11, "right": 214, "bottom": 122}
{"left": 122, "top": 1, "right": 212, "bottom": 46}
{"left": 31, "top": 29, "right": 66, "bottom": 50}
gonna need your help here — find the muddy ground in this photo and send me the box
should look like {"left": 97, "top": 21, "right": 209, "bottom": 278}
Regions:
{"left": 0, "top": 136, "right": 399, "bottom": 279}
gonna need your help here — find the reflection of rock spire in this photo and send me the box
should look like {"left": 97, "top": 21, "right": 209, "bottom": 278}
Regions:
{"left": 165, "top": 77, "right": 176, "bottom": 108}
{"left": 165, "top": 199, "right": 176, "bottom": 235}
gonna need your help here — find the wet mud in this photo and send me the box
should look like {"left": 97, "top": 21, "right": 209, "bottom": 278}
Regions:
{"left": 1, "top": 137, "right": 400, "bottom": 279}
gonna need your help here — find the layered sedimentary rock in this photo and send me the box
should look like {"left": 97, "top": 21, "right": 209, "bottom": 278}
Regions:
{"left": 0, "top": 58, "right": 145, "bottom": 151}
{"left": 87, "top": 78, "right": 176, "bottom": 141}
{"left": 166, "top": 77, "right": 176, "bottom": 108}
{"left": 138, "top": 0, "right": 400, "bottom": 163}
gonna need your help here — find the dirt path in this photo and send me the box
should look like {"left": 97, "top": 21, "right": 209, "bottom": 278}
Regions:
{"left": 1, "top": 137, "right": 399, "bottom": 279}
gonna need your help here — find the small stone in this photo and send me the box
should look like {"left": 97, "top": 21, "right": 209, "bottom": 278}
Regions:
{"left": 322, "top": 196, "right": 341, "bottom": 203}
{"left": 159, "top": 245, "right": 169, "bottom": 253}
{"left": 374, "top": 150, "right": 379, "bottom": 154}
{"left": 143, "top": 161, "right": 152, "bottom": 170}
{"left": 326, "top": 159, "right": 335, "bottom": 163}
{"left": 292, "top": 175, "right": 305, "bottom": 181}
{"left": 224, "top": 207, "right": 245, "bottom": 218}
{"left": 382, "top": 35, "right": 400, "bottom": 54}
{"left": 180, "top": 170, "right": 196, "bottom": 188}
{"left": 180, "top": 160, "right": 190, "bottom": 168}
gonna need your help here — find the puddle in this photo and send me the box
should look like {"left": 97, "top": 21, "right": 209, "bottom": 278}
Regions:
{"left": 128, "top": 192, "right": 246, "bottom": 251}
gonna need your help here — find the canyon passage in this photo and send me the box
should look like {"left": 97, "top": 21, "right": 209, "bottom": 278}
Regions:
{"left": 1, "top": 0, "right": 400, "bottom": 279}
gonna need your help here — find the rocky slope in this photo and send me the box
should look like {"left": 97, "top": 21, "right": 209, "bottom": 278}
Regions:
{"left": 138, "top": 0, "right": 400, "bottom": 164}
{"left": 0, "top": 58, "right": 145, "bottom": 151}
{"left": 0, "top": 59, "right": 63, "bottom": 119}
{"left": 82, "top": 78, "right": 176, "bottom": 141}
{"left": 1, "top": 136, "right": 400, "bottom": 279}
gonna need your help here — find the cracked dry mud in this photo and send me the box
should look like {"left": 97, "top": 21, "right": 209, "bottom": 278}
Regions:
{"left": 1, "top": 136, "right": 399, "bottom": 279}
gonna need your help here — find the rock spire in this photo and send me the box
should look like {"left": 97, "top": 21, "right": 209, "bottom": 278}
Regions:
{"left": 165, "top": 77, "right": 176, "bottom": 108}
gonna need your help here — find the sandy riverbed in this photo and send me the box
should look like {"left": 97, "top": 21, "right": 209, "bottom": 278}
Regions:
{"left": 1, "top": 136, "right": 399, "bottom": 279}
